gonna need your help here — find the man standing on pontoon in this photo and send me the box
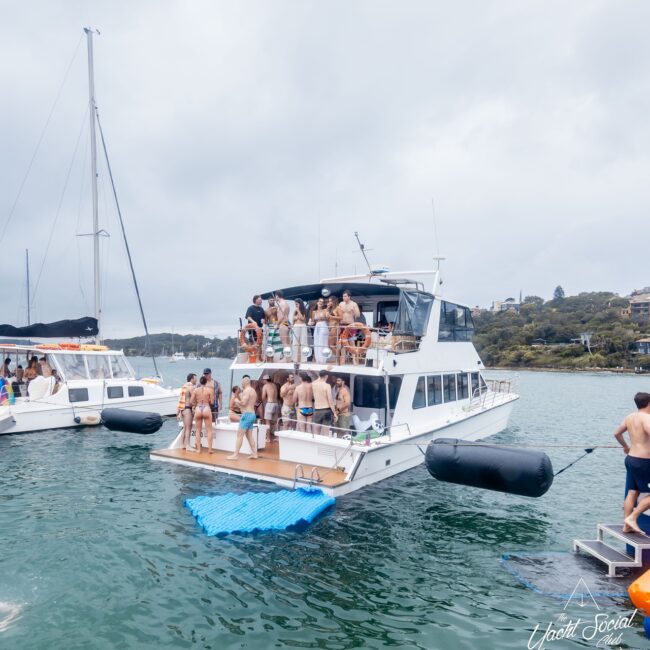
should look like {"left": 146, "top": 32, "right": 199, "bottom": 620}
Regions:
{"left": 614, "top": 392, "right": 650, "bottom": 534}
{"left": 227, "top": 375, "right": 259, "bottom": 461}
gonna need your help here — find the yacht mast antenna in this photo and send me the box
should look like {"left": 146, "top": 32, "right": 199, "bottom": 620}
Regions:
{"left": 84, "top": 27, "right": 101, "bottom": 342}
{"left": 353, "top": 231, "right": 372, "bottom": 273}
{"left": 25, "top": 249, "right": 31, "bottom": 326}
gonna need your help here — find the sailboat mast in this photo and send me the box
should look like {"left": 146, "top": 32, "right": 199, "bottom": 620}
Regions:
{"left": 85, "top": 27, "right": 101, "bottom": 342}
{"left": 25, "top": 249, "right": 30, "bottom": 326}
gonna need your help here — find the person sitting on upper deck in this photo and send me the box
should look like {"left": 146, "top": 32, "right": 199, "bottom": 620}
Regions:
{"left": 39, "top": 356, "right": 52, "bottom": 378}
{"left": 23, "top": 357, "right": 39, "bottom": 383}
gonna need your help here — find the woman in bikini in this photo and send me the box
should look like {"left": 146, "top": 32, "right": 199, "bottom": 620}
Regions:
{"left": 311, "top": 298, "right": 330, "bottom": 363}
{"left": 326, "top": 296, "right": 341, "bottom": 357}
{"left": 291, "top": 298, "right": 308, "bottom": 362}
{"left": 191, "top": 375, "right": 215, "bottom": 453}
{"left": 178, "top": 373, "right": 197, "bottom": 451}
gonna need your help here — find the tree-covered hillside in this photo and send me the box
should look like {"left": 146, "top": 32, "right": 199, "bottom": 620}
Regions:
{"left": 473, "top": 292, "right": 650, "bottom": 369}
{"left": 104, "top": 333, "right": 237, "bottom": 359}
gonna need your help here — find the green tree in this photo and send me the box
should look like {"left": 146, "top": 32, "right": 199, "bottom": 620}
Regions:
{"left": 523, "top": 295, "right": 545, "bottom": 307}
{"left": 553, "top": 285, "right": 565, "bottom": 301}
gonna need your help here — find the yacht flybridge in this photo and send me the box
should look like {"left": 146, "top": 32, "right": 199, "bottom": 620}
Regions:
{"left": 151, "top": 270, "right": 519, "bottom": 497}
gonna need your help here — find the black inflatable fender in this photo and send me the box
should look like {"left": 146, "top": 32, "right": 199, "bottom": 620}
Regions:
{"left": 101, "top": 408, "right": 164, "bottom": 434}
{"left": 425, "top": 437, "right": 554, "bottom": 498}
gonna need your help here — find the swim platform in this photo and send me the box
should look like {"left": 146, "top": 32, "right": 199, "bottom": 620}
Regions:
{"left": 185, "top": 487, "right": 336, "bottom": 536}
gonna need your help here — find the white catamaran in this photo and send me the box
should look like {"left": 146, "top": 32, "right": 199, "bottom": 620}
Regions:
{"left": 0, "top": 28, "right": 178, "bottom": 434}
{"left": 151, "top": 269, "right": 519, "bottom": 496}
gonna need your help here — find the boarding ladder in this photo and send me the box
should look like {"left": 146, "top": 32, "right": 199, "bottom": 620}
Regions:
{"left": 573, "top": 524, "right": 650, "bottom": 576}
{"left": 292, "top": 464, "right": 322, "bottom": 489}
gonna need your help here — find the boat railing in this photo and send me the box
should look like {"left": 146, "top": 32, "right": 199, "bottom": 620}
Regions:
{"left": 236, "top": 323, "right": 421, "bottom": 368}
{"left": 467, "top": 375, "right": 519, "bottom": 411}
{"left": 277, "top": 417, "right": 412, "bottom": 443}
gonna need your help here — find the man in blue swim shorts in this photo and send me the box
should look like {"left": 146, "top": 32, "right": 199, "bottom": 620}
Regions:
{"left": 227, "top": 376, "right": 259, "bottom": 460}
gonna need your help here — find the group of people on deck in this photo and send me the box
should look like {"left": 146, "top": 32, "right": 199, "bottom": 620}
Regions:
{"left": 1, "top": 354, "right": 61, "bottom": 397}
{"left": 177, "top": 368, "right": 352, "bottom": 461}
{"left": 244, "top": 290, "right": 364, "bottom": 364}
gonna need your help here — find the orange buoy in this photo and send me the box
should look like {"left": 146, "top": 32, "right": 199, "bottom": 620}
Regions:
{"left": 629, "top": 569, "right": 650, "bottom": 613}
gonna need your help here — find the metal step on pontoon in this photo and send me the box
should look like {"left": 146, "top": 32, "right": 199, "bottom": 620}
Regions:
{"left": 573, "top": 524, "right": 650, "bottom": 577}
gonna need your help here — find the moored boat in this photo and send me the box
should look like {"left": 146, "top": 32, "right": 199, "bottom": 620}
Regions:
{"left": 151, "top": 269, "right": 518, "bottom": 496}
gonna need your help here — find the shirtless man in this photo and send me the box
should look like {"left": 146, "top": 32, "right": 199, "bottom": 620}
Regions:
{"left": 339, "top": 290, "right": 361, "bottom": 326}
{"left": 338, "top": 290, "right": 361, "bottom": 363}
{"left": 280, "top": 373, "right": 296, "bottom": 430}
{"left": 261, "top": 374, "right": 279, "bottom": 441}
{"left": 294, "top": 373, "right": 314, "bottom": 433}
{"left": 275, "top": 290, "right": 291, "bottom": 350}
{"left": 312, "top": 370, "right": 337, "bottom": 436}
{"left": 335, "top": 376, "right": 352, "bottom": 434}
{"left": 227, "top": 375, "right": 259, "bottom": 460}
{"left": 614, "top": 392, "right": 650, "bottom": 533}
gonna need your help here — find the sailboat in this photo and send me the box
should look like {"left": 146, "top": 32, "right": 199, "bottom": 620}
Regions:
{"left": 0, "top": 28, "right": 178, "bottom": 435}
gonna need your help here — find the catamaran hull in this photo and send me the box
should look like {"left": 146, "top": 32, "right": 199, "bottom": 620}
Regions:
{"left": 0, "top": 395, "right": 177, "bottom": 435}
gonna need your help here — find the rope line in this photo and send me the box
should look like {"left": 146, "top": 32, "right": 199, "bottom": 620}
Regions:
{"left": 0, "top": 34, "right": 84, "bottom": 244}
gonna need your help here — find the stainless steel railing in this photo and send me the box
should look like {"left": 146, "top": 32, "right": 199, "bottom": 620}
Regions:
{"left": 236, "top": 323, "right": 421, "bottom": 368}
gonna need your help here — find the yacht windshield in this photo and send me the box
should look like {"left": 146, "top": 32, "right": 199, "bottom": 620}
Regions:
{"left": 87, "top": 354, "right": 111, "bottom": 379}
{"left": 56, "top": 354, "right": 89, "bottom": 380}
{"left": 109, "top": 355, "right": 132, "bottom": 379}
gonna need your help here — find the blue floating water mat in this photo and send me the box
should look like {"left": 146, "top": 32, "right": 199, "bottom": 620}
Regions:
{"left": 185, "top": 488, "right": 336, "bottom": 536}
{"left": 502, "top": 552, "right": 641, "bottom": 601}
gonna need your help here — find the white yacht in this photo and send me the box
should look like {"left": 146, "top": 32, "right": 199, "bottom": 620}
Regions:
{"left": 0, "top": 344, "right": 177, "bottom": 435}
{"left": 170, "top": 352, "right": 185, "bottom": 362}
{"left": 151, "top": 269, "right": 518, "bottom": 497}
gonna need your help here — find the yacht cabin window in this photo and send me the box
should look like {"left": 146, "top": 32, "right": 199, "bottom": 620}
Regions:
{"left": 354, "top": 375, "right": 402, "bottom": 409}
{"left": 457, "top": 373, "right": 469, "bottom": 400}
{"left": 107, "top": 386, "right": 124, "bottom": 399}
{"left": 128, "top": 386, "right": 144, "bottom": 397}
{"left": 69, "top": 387, "right": 89, "bottom": 402}
{"left": 443, "top": 374, "right": 457, "bottom": 402}
{"left": 438, "top": 301, "right": 475, "bottom": 342}
{"left": 412, "top": 377, "right": 426, "bottom": 409}
{"left": 427, "top": 376, "right": 443, "bottom": 405}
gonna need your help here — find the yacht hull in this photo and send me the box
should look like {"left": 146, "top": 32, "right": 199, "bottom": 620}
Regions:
{"left": 0, "top": 394, "right": 177, "bottom": 435}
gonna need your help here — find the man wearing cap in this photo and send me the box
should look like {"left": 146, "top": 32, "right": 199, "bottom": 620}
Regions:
{"left": 202, "top": 368, "right": 223, "bottom": 422}
{"left": 261, "top": 374, "right": 279, "bottom": 441}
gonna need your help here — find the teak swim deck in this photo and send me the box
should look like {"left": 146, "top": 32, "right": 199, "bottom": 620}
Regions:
{"left": 151, "top": 440, "right": 349, "bottom": 489}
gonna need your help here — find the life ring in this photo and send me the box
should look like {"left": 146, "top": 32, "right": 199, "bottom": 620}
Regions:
{"left": 80, "top": 345, "right": 109, "bottom": 351}
{"left": 340, "top": 323, "right": 371, "bottom": 353}
{"left": 239, "top": 322, "right": 262, "bottom": 356}
{"left": 59, "top": 343, "right": 81, "bottom": 350}
{"left": 36, "top": 344, "right": 61, "bottom": 350}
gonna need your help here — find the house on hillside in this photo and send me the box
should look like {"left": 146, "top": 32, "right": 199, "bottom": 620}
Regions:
{"left": 632, "top": 338, "right": 650, "bottom": 355}
{"left": 491, "top": 298, "right": 520, "bottom": 313}
{"left": 630, "top": 293, "right": 650, "bottom": 321}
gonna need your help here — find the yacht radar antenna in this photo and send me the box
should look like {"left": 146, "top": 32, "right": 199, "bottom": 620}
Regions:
{"left": 353, "top": 231, "right": 373, "bottom": 273}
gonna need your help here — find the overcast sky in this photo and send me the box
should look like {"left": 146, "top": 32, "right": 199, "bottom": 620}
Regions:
{"left": 1, "top": 1, "right": 648, "bottom": 338}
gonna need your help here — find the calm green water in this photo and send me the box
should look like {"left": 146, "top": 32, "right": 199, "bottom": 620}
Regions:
{"left": 1, "top": 362, "right": 650, "bottom": 649}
